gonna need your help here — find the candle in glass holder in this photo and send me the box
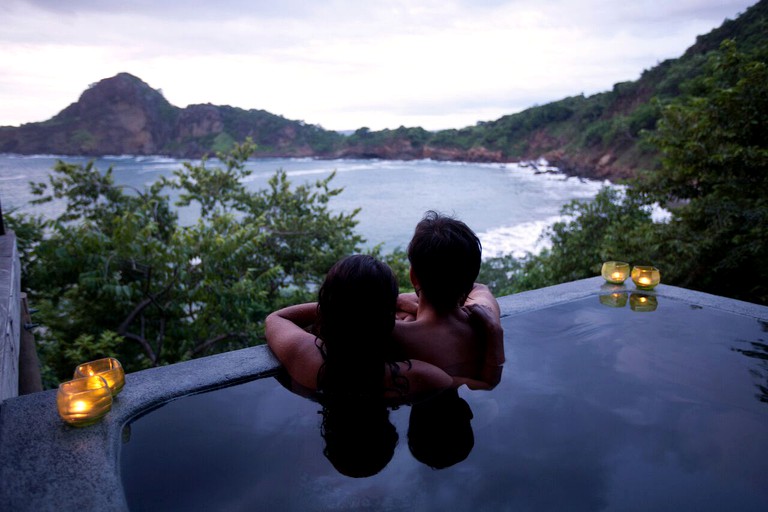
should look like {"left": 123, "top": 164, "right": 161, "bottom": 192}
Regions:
{"left": 75, "top": 357, "right": 125, "bottom": 396}
{"left": 631, "top": 266, "right": 661, "bottom": 290}
{"left": 57, "top": 375, "right": 113, "bottom": 427}
{"left": 601, "top": 261, "right": 630, "bottom": 284}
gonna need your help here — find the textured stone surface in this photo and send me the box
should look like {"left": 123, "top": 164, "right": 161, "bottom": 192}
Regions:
{"left": 0, "top": 345, "right": 280, "bottom": 512}
{"left": 0, "top": 233, "right": 20, "bottom": 402}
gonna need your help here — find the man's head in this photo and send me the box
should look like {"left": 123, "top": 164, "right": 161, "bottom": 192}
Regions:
{"left": 407, "top": 211, "right": 481, "bottom": 314}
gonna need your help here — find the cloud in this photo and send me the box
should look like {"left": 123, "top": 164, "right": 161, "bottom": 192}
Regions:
{"left": 0, "top": 0, "right": 759, "bottom": 130}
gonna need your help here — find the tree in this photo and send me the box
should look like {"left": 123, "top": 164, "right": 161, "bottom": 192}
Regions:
{"left": 10, "top": 140, "right": 363, "bottom": 387}
{"left": 637, "top": 40, "right": 768, "bottom": 303}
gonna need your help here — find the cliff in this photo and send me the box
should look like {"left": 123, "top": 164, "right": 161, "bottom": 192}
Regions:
{"left": 0, "top": 73, "right": 343, "bottom": 159}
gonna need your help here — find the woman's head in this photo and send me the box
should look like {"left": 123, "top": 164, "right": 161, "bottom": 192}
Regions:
{"left": 316, "top": 255, "right": 399, "bottom": 395}
{"left": 317, "top": 254, "right": 398, "bottom": 340}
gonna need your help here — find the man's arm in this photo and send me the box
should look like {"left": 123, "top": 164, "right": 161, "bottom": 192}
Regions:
{"left": 464, "top": 302, "right": 505, "bottom": 390}
{"left": 464, "top": 283, "right": 501, "bottom": 319}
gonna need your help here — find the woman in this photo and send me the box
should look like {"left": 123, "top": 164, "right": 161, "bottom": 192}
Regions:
{"left": 265, "top": 254, "right": 453, "bottom": 402}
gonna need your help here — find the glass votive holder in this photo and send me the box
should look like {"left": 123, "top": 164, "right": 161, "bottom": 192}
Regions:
{"left": 630, "top": 293, "right": 658, "bottom": 312}
{"left": 631, "top": 266, "right": 661, "bottom": 290}
{"left": 601, "top": 261, "right": 630, "bottom": 284}
{"left": 75, "top": 357, "right": 125, "bottom": 396}
{"left": 57, "top": 375, "right": 113, "bottom": 427}
{"left": 599, "top": 292, "right": 628, "bottom": 308}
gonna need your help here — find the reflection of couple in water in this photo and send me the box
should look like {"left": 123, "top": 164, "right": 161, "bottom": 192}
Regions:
{"left": 320, "top": 389, "right": 474, "bottom": 477}
{"left": 266, "top": 210, "right": 503, "bottom": 476}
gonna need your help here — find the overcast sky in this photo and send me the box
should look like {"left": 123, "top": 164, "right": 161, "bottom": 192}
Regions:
{"left": 0, "top": 0, "right": 758, "bottom": 131}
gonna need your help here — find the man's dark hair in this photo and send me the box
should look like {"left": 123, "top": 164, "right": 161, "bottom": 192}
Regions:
{"left": 407, "top": 389, "right": 474, "bottom": 469}
{"left": 407, "top": 211, "right": 481, "bottom": 314}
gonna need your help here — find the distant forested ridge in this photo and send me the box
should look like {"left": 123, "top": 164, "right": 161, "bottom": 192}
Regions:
{"left": 0, "top": 0, "right": 766, "bottom": 181}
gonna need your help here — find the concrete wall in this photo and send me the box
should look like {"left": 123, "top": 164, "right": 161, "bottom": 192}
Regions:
{"left": 0, "top": 231, "right": 20, "bottom": 402}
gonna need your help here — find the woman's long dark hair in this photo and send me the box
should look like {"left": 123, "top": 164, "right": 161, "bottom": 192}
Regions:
{"left": 315, "top": 255, "right": 405, "bottom": 400}
{"left": 320, "top": 402, "right": 398, "bottom": 478}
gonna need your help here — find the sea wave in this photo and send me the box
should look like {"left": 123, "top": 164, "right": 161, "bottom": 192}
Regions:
{"left": 132, "top": 156, "right": 181, "bottom": 164}
{"left": 284, "top": 164, "right": 376, "bottom": 177}
{"left": 0, "top": 174, "right": 28, "bottom": 181}
{"left": 477, "top": 216, "right": 562, "bottom": 259}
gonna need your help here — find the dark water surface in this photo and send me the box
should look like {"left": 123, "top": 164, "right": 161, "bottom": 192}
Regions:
{"left": 120, "top": 296, "right": 768, "bottom": 511}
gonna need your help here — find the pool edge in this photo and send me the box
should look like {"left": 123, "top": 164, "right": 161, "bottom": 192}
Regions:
{"left": 1, "top": 277, "right": 767, "bottom": 511}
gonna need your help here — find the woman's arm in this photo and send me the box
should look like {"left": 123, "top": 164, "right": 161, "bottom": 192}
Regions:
{"left": 270, "top": 302, "right": 319, "bottom": 329}
{"left": 396, "top": 292, "right": 419, "bottom": 321}
{"left": 385, "top": 359, "right": 454, "bottom": 401}
{"left": 265, "top": 303, "right": 323, "bottom": 390}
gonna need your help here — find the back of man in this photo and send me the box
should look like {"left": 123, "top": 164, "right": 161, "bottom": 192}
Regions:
{"left": 392, "top": 211, "right": 501, "bottom": 382}
{"left": 393, "top": 297, "right": 488, "bottom": 378}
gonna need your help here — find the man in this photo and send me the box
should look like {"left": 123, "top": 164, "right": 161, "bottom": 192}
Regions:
{"left": 393, "top": 211, "right": 504, "bottom": 389}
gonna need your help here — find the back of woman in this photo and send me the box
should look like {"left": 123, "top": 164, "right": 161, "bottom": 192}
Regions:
{"left": 265, "top": 255, "right": 453, "bottom": 403}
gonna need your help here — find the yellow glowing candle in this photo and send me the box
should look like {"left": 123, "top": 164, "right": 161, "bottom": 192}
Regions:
{"left": 631, "top": 266, "right": 661, "bottom": 290}
{"left": 74, "top": 357, "right": 125, "bottom": 396}
{"left": 601, "top": 261, "right": 629, "bottom": 284}
{"left": 57, "top": 376, "right": 113, "bottom": 427}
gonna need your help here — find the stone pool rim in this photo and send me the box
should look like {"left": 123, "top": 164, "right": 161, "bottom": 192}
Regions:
{"left": 1, "top": 276, "right": 767, "bottom": 512}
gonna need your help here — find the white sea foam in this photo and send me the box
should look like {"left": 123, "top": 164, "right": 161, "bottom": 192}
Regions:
{"left": 132, "top": 156, "right": 179, "bottom": 164}
{"left": 284, "top": 165, "right": 370, "bottom": 177}
{"left": 651, "top": 203, "right": 671, "bottom": 222}
{"left": 0, "top": 174, "right": 27, "bottom": 181}
{"left": 478, "top": 216, "right": 563, "bottom": 258}
{"left": 105, "top": 154, "right": 138, "bottom": 161}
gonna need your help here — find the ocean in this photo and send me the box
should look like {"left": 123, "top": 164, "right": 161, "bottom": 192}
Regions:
{"left": 0, "top": 154, "right": 610, "bottom": 258}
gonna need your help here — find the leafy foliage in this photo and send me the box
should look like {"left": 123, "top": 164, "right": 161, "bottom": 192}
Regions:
{"left": 636, "top": 40, "right": 768, "bottom": 302}
{"left": 9, "top": 139, "right": 363, "bottom": 387}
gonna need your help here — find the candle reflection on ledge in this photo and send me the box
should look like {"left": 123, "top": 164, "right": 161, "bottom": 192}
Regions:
{"left": 630, "top": 293, "right": 658, "bottom": 312}
{"left": 599, "top": 292, "right": 628, "bottom": 308}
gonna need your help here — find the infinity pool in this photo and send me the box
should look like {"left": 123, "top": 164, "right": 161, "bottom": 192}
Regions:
{"left": 120, "top": 294, "right": 768, "bottom": 511}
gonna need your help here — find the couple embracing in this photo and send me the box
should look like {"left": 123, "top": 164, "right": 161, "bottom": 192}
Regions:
{"left": 266, "top": 210, "right": 504, "bottom": 404}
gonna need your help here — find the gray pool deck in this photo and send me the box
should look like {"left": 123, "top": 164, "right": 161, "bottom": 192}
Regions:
{"left": 1, "top": 277, "right": 767, "bottom": 511}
